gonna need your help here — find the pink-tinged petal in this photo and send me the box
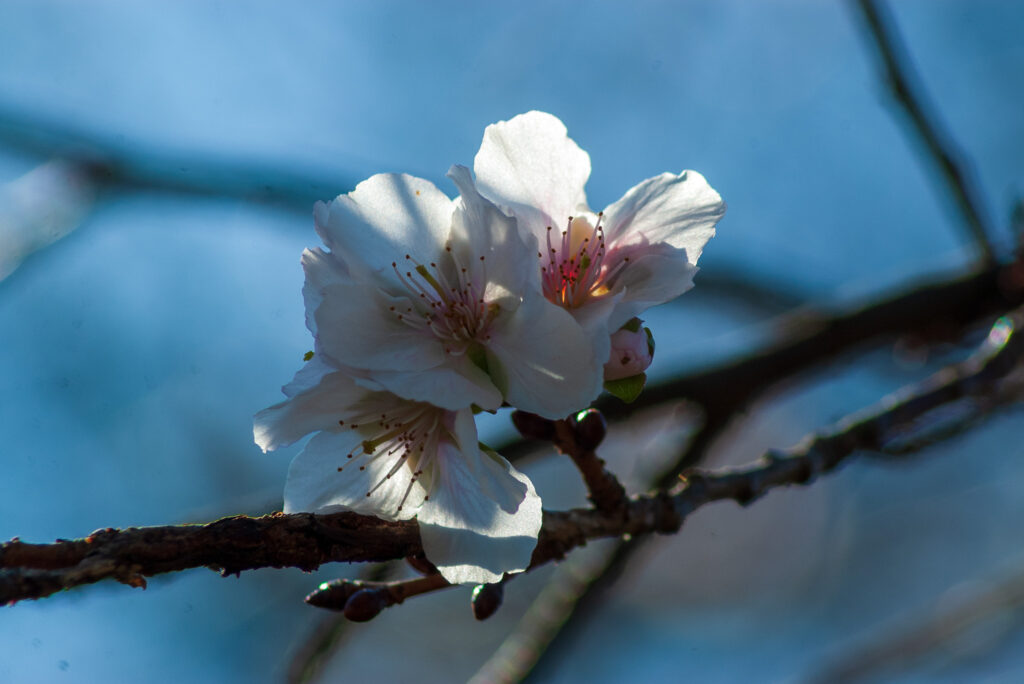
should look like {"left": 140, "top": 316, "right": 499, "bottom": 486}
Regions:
{"left": 474, "top": 111, "right": 591, "bottom": 240}
{"left": 314, "top": 281, "right": 445, "bottom": 372}
{"left": 254, "top": 370, "right": 365, "bottom": 452}
{"left": 417, "top": 411, "right": 541, "bottom": 584}
{"left": 487, "top": 294, "right": 603, "bottom": 419}
{"left": 604, "top": 326, "right": 654, "bottom": 381}
{"left": 368, "top": 354, "right": 503, "bottom": 412}
{"left": 300, "top": 247, "right": 349, "bottom": 337}
{"left": 448, "top": 164, "right": 539, "bottom": 301}
{"left": 606, "top": 243, "right": 700, "bottom": 330}
{"left": 314, "top": 173, "right": 454, "bottom": 286}
{"left": 283, "top": 430, "right": 426, "bottom": 521}
{"left": 602, "top": 170, "right": 724, "bottom": 263}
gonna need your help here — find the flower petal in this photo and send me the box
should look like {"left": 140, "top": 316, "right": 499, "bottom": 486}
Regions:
{"left": 602, "top": 171, "right": 724, "bottom": 263}
{"left": 314, "top": 281, "right": 446, "bottom": 372}
{"left": 447, "top": 164, "right": 538, "bottom": 302}
{"left": 254, "top": 370, "right": 364, "bottom": 452}
{"left": 284, "top": 429, "right": 426, "bottom": 521}
{"left": 367, "top": 354, "right": 503, "bottom": 412}
{"left": 301, "top": 247, "right": 349, "bottom": 337}
{"left": 473, "top": 111, "right": 591, "bottom": 239}
{"left": 487, "top": 293, "right": 603, "bottom": 419}
{"left": 417, "top": 410, "right": 542, "bottom": 584}
{"left": 606, "top": 242, "right": 700, "bottom": 330}
{"left": 314, "top": 173, "right": 454, "bottom": 287}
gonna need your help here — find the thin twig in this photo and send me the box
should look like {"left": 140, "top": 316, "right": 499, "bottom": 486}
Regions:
{"left": 286, "top": 562, "right": 396, "bottom": 684}
{"left": 5, "top": 309, "right": 1022, "bottom": 606}
{"left": 853, "top": 0, "right": 997, "bottom": 264}
{"left": 514, "top": 415, "right": 733, "bottom": 683}
{"left": 551, "top": 414, "right": 626, "bottom": 513}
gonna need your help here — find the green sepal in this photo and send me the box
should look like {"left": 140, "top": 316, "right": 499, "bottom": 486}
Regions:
{"left": 303, "top": 350, "right": 314, "bottom": 361}
{"left": 644, "top": 326, "right": 655, "bottom": 359}
{"left": 603, "top": 373, "right": 647, "bottom": 403}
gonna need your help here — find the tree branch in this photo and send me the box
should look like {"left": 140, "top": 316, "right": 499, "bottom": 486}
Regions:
{"left": 853, "top": 0, "right": 997, "bottom": 264}
{"left": 5, "top": 307, "right": 1022, "bottom": 606}
{"left": 601, "top": 261, "right": 1024, "bottom": 424}
{"left": 0, "top": 100, "right": 355, "bottom": 210}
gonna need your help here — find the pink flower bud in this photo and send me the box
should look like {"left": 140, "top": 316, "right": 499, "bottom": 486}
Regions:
{"left": 603, "top": 324, "right": 654, "bottom": 381}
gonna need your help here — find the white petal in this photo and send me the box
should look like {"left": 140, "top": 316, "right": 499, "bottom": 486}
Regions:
{"left": 284, "top": 430, "right": 426, "bottom": 521}
{"left": 487, "top": 293, "right": 604, "bottom": 419}
{"left": 566, "top": 294, "right": 622, "bottom": 378}
{"left": 602, "top": 170, "right": 724, "bottom": 264}
{"left": 417, "top": 411, "right": 542, "bottom": 584}
{"left": 447, "top": 164, "right": 539, "bottom": 302}
{"left": 254, "top": 370, "right": 365, "bottom": 452}
{"left": 301, "top": 247, "right": 349, "bottom": 337}
{"left": 368, "top": 354, "right": 503, "bottom": 412}
{"left": 281, "top": 353, "right": 336, "bottom": 398}
{"left": 606, "top": 243, "right": 700, "bottom": 330}
{"left": 473, "top": 111, "right": 591, "bottom": 240}
{"left": 315, "top": 281, "right": 445, "bottom": 372}
{"left": 314, "top": 173, "right": 454, "bottom": 287}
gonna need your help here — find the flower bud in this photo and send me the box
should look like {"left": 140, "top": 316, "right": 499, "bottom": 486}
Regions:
{"left": 305, "top": 578, "right": 363, "bottom": 611}
{"left": 572, "top": 408, "right": 607, "bottom": 451}
{"left": 471, "top": 582, "right": 505, "bottom": 621}
{"left": 604, "top": 320, "right": 654, "bottom": 381}
{"left": 510, "top": 410, "right": 556, "bottom": 441}
{"left": 343, "top": 588, "right": 388, "bottom": 622}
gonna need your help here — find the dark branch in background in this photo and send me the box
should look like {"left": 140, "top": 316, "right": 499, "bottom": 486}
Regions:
{"left": 0, "top": 101, "right": 354, "bottom": 209}
{"left": 495, "top": 259, "right": 1024, "bottom": 473}
{"left": 853, "top": 0, "right": 997, "bottom": 265}
{"left": 494, "top": 257, "right": 1024, "bottom": 681}
{"left": 4, "top": 307, "right": 1023, "bottom": 607}
{"left": 497, "top": 3, "right": 1018, "bottom": 674}
{"left": 604, "top": 262, "right": 1022, "bottom": 424}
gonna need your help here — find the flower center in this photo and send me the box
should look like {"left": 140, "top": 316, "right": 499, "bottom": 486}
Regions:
{"left": 334, "top": 401, "right": 445, "bottom": 511}
{"left": 540, "top": 213, "right": 627, "bottom": 308}
{"left": 390, "top": 247, "right": 498, "bottom": 355}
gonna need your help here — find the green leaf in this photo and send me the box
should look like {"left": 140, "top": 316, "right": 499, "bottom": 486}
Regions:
{"left": 603, "top": 373, "right": 647, "bottom": 403}
{"left": 621, "top": 317, "right": 643, "bottom": 333}
{"left": 303, "top": 350, "right": 314, "bottom": 361}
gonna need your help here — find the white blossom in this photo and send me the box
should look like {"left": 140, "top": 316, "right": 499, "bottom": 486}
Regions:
{"left": 308, "top": 165, "right": 603, "bottom": 419}
{"left": 473, "top": 111, "right": 725, "bottom": 364}
{"left": 254, "top": 363, "right": 542, "bottom": 585}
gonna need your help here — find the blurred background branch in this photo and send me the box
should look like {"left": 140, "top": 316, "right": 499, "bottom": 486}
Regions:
{"left": 852, "top": 0, "right": 998, "bottom": 265}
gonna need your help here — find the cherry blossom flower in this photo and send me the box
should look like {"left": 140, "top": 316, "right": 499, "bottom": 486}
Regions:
{"left": 308, "top": 165, "right": 603, "bottom": 419}
{"left": 254, "top": 363, "right": 542, "bottom": 585}
{"left": 473, "top": 111, "right": 725, "bottom": 362}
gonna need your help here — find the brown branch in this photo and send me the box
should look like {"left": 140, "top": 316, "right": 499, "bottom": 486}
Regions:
{"left": 553, "top": 411, "right": 626, "bottom": 513}
{"left": 509, "top": 415, "right": 734, "bottom": 683}
{"left": 853, "top": 0, "right": 997, "bottom": 265}
{"left": 5, "top": 308, "right": 1022, "bottom": 606}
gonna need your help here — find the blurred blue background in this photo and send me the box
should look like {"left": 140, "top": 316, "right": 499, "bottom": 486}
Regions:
{"left": 1, "top": 1, "right": 1023, "bottom": 682}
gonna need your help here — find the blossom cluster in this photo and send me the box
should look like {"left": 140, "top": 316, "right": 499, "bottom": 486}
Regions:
{"left": 254, "top": 112, "right": 724, "bottom": 584}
